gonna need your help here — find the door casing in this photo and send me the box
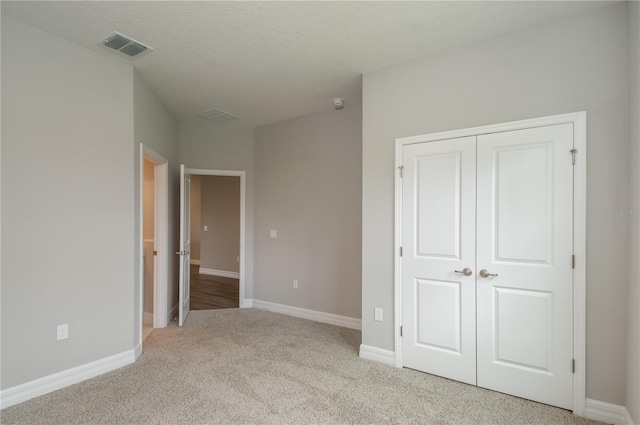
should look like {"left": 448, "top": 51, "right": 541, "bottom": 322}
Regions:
{"left": 186, "top": 168, "right": 247, "bottom": 309}
{"left": 393, "top": 111, "right": 587, "bottom": 415}
{"left": 138, "top": 144, "right": 170, "bottom": 352}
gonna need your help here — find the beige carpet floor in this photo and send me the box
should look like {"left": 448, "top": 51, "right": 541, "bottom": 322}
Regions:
{"left": 1, "top": 309, "right": 602, "bottom": 425}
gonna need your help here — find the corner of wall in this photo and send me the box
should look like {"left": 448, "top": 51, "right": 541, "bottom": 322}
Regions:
{"left": 626, "top": 2, "right": 640, "bottom": 424}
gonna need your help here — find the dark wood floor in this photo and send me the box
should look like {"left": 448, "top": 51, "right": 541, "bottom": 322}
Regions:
{"left": 190, "top": 265, "right": 239, "bottom": 310}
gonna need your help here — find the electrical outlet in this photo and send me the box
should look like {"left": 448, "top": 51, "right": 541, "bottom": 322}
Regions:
{"left": 374, "top": 308, "right": 383, "bottom": 322}
{"left": 270, "top": 229, "right": 277, "bottom": 239}
{"left": 204, "top": 225, "right": 208, "bottom": 231}
{"left": 57, "top": 324, "right": 69, "bottom": 341}
{"left": 293, "top": 279, "right": 299, "bottom": 289}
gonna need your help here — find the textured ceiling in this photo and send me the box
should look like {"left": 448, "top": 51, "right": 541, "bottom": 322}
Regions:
{"left": 1, "top": 1, "right": 612, "bottom": 127}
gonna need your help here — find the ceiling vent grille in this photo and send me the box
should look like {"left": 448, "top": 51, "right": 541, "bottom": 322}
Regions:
{"left": 99, "top": 32, "right": 152, "bottom": 59}
{"left": 198, "top": 109, "right": 238, "bottom": 123}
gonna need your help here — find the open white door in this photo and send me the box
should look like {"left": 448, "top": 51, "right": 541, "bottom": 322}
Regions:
{"left": 178, "top": 164, "right": 191, "bottom": 326}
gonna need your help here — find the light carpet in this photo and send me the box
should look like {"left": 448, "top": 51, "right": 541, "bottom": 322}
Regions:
{"left": 1, "top": 309, "right": 602, "bottom": 424}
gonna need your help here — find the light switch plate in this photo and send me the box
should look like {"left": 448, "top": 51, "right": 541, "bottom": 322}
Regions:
{"left": 270, "top": 229, "right": 277, "bottom": 239}
{"left": 374, "top": 308, "right": 383, "bottom": 322}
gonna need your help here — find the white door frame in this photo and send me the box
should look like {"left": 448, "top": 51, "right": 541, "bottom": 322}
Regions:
{"left": 186, "top": 168, "right": 247, "bottom": 309}
{"left": 138, "top": 144, "right": 169, "bottom": 349}
{"left": 393, "top": 111, "right": 587, "bottom": 415}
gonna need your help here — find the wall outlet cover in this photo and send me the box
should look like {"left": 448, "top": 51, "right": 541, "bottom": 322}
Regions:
{"left": 57, "top": 324, "right": 69, "bottom": 341}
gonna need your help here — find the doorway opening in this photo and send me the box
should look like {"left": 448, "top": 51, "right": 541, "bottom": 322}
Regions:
{"left": 189, "top": 175, "right": 241, "bottom": 310}
{"left": 177, "top": 167, "right": 246, "bottom": 326}
{"left": 138, "top": 144, "right": 169, "bottom": 351}
{"left": 142, "top": 158, "right": 155, "bottom": 340}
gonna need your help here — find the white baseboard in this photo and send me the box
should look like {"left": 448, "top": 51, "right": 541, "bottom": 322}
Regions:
{"left": 199, "top": 267, "right": 240, "bottom": 279}
{"left": 0, "top": 349, "right": 136, "bottom": 409}
{"left": 585, "top": 398, "right": 633, "bottom": 424}
{"left": 134, "top": 343, "right": 142, "bottom": 360}
{"left": 623, "top": 408, "right": 635, "bottom": 425}
{"left": 168, "top": 302, "right": 178, "bottom": 323}
{"left": 359, "top": 344, "right": 396, "bottom": 367}
{"left": 242, "top": 298, "right": 254, "bottom": 308}
{"left": 251, "top": 299, "right": 361, "bottom": 330}
{"left": 143, "top": 311, "right": 153, "bottom": 326}
{"left": 190, "top": 259, "right": 200, "bottom": 266}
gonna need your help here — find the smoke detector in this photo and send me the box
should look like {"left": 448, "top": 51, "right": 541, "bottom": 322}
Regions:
{"left": 99, "top": 32, "right": 153, "bottom": 59}
{"left": 198, "top": 109, "right": 238, "bottom": 123}
{"left": 333, "top": 98, "right": 344, "bottom": 110}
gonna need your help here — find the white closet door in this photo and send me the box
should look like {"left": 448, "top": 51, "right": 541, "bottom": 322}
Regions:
{"left": 402, "top": 136, "right": 477, "bottom": 385}
{"left": 476, "top": 124, "right": 574, "bottom": 409}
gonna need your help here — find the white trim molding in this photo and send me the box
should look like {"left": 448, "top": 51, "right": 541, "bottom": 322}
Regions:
{"left": 190, "top": 259, "right": 201, "bottom": 266}
{"left": 394, "top": 111, "right": 587, "bottom": 414}
{"left": 0, "top": 349, "right": 135, "bottom": 409}
{"left": 623, "top": 407, "right": 635, "bottom": 425}
{"left": 134, "top": 343, "right": 142, "bottom": 360}
{"left": 168, "top": 302, "right": 178, "bottom": 323}
{"left": 242, "top": 298, "right": 254, "bottom": 308}
{"left": 139, "top": 144, "right": 170, "bottom": 337}
{"left": 252, "top": 299, "right": 361, "bottom": 330}
{"left": 585, "top": 399, "right": 634, "bottom": 424}
{"left": 199, "top": 268, "right": 240, "bottom": 279}
{"left": 359, "top": 345, "right": 396, "bottom": 367}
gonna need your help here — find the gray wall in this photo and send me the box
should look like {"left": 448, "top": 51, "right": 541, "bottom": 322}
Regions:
{"left": 133, "top": 69, "right": 180, "bottom": 331}
{"left": 179, "top": 117, "right": 255, "bottom": 299}
{"left": 190, "top": 175, "right": 202, "bottom": 262}
{"left": 1, "top": 17, "right": 135, "bottom": 389}
{"left": 361, "top": 3, "right": 629, "bottom": 405}
{"left": 627, "top": 2, "right": 640, "bottom": 423}
{"left": 200, "top": 176, "right": 241, "bottom": 273}
{"left": 254, "top": 106, "right": 362, "bottom": 318}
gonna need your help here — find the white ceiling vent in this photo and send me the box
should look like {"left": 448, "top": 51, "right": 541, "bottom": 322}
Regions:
{"left": 99, "top": 32, "right": 152, "bottom": 59}
{"left": 198, "top": 109, "right": 238, "bottom": 123}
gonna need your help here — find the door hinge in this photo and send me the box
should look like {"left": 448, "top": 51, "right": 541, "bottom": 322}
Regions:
{"left": 572, "top": 359, "right": 575, "bottom": 373}
{"left": 153, "top": 250, "right": 157, "bottom": 256}
{"left": 570, "top": 149, "right": 577, "bottom": 165}
{"left": 400, "top": 326, "right": 403, "bottom": 337}
{"left": 400, "top": 246, "right": 403, "bottom": 257}
{"left": 399, "top": 166, "right": 404, "bottom": 178}
{"left": 572, "top": 255, "right": 575, "bottom": 269}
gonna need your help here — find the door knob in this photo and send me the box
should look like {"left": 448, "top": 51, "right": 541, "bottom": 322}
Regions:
{"left": 479, "top": 269, "right": 498, "bottom": 278}
{"left": 454, "top": 268, "right": 473, "bottom": 276}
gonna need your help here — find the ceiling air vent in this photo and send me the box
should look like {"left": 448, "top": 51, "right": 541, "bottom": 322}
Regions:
{"left": 198, "top": 109, "right": 238, "bottom": 123}
{"left": 99, "top": 32, "right": 152, "bottom": 59}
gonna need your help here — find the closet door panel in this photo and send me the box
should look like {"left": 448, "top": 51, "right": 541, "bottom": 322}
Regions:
{"left": 401, "top": 136, "right": 477, "bottom": 385}
{"left": 476, "top": 124, "right": 574, "bottom": 409}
